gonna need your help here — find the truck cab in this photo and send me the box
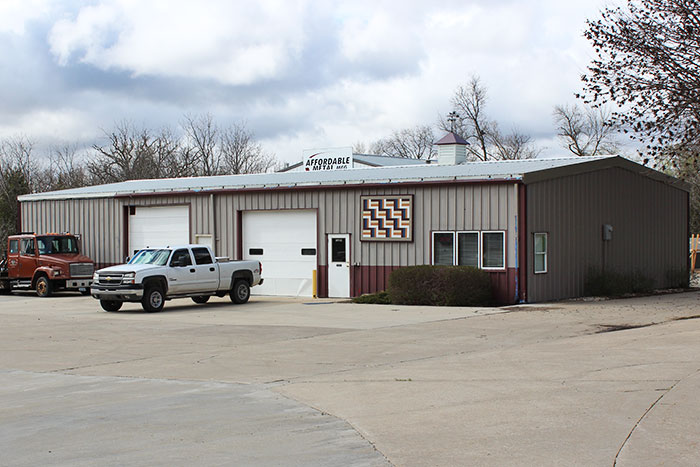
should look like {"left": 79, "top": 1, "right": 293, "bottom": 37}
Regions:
{"left": 0, "top": 232, "right": 95, "bottom": 297}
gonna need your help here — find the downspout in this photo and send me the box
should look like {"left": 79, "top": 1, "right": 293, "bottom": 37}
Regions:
{"left": 209, "top": 193, "right": 216, "bottom": 255}
{"left": 15, "top": 200, "right": 22, "bottom": 234}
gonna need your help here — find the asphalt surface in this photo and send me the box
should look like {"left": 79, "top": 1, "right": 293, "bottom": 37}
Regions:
{"left": 1, "top": 290, "right": 699, "bottom": 466}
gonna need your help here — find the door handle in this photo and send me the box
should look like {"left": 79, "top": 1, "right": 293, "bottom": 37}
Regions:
{"left": 209, "top": 267, "right": 215, "bottom": 272}
{"left": 336, "top": 264, "right": 343, "bottom": 267}
{"left": 189, "top": 268, "right": 195, "bottom": 273}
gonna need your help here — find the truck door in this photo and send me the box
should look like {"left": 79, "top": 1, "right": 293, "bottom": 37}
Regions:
{"left": 6, "top": 239, "right": 20, "bottom": 278}
{"left": 167, "top": 248, "right": 195, "bottom": 294}
{"left": 18, "top": 238, "right": 38, "bottom": 279}
{"left": 191, "top": 247, "right": 218, "bottom": 293}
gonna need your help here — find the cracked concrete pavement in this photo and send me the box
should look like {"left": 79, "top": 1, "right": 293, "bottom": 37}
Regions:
{"left": 1, "top": 291, "right": 699, "bottom": 465}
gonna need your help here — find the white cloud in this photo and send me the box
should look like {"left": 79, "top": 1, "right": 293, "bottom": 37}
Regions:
{"left": 0, "top": 0, "right": 50, "bottom": 34}
{"left": 48, "top": 0, "right": 307, "bottom": 85}
{"left": 1, "top": 0, "right": 618, "bottom": 161}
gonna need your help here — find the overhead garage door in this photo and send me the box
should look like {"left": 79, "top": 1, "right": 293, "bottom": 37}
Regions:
{"left": 129, "top": 205, "right": 190, "bottom": 255}
{"left": 243, "top": 210, "right": 317, "bottom": 297}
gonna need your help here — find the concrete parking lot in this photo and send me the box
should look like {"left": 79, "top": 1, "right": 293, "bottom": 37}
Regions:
{"left": 1, "top": 291, "right": 699, "bottom": 466}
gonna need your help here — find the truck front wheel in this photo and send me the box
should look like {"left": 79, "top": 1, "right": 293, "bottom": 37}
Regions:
{"left": 230, "top": 280, "right": 250, "bottom": 304}
{"left": 142, "top": 286, "right": 165, "bottom": 312}
{"left": 35, "top": 276, "right": 52, "bottom": 298}
{"left": 100, "top": 300, "right": 122, "bottom": 312}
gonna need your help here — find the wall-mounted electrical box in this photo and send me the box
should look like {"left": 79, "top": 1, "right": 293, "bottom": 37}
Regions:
{"left": 602, "top": 224, "right": 613, "bottom": 241}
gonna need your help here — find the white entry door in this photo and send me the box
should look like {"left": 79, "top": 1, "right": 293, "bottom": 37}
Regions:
{"left": 242, "top": 210, "right": 317, "bottom": 297}
{"left": 328, "top": 234, "right": 350, "bottom": 298}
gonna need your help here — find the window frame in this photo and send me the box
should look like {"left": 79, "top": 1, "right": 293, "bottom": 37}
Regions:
{"left": 480, "top": 231, "right": 506, "bottom": 270}
{"left": 456, "top": 231, "right": 480, "bottom": 267}
{"left": 191, "top": 247, "right": 213, "bottom": 265}
{"left": 533, "top": 232, "right": 548, "bottom": 274}
{"left": 431, "top": 231, "right": 456, "bottom": 266}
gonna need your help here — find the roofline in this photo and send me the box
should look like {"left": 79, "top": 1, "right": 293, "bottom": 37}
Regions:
{"left": 522, "top": 156, "right": 691, "bottom": 191}
{"left": 112, "top": 178, "right": 522, "bottom": 199}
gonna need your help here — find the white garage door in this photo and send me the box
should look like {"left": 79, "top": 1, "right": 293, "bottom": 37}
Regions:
{"left": 243, "top": 210, "right": 317, "bottom": 297}
{"left": 129, "top": 206, "right": 190, "bottom": 255}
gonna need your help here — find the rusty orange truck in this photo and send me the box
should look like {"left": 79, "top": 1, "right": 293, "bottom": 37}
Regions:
{"left": 0, "top": 232, "right": 94, "bottom": 297}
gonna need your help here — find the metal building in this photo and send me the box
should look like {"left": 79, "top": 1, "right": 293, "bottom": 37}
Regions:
{"left": 17, "top": 151, "right": 689, "bottom": 303}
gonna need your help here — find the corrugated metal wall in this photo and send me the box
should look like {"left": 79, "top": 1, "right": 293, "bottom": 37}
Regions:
{"left": 215, "top": 183, "right": 519, "bottom": 267}
{"left": 526, "top": 167, "right": 688, "bottom": 302}
{"left": 21, "top": 181, "right": 519, "bottom": 271}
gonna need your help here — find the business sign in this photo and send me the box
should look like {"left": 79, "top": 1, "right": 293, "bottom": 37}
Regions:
{"left": 302, "top": 147, "right": 353, "bottom": 171}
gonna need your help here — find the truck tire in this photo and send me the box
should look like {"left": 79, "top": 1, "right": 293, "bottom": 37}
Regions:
{"left": 0, "top": 280, "right": 11, "bottom": 295}
{"left": 100, "top": 300, "right": 122, "bottom": 312}
{"left": 192, "top": 295, "right": 210, "bottom": 304}
{"left": 142, "top": 286, "right": 165, "bottom": 312}
{"left": 35, "top": 276, "right": 52, "bottom": 298}
{"left": 230, "top": 279, "right": 250, "bottom": 304}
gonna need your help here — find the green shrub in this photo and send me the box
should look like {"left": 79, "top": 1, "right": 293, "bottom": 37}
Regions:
{"left": 584, "top": 269, "right": 655, "bottom": 297}
{"left": 388, "top": 265, "right": 493, "bottom": 306}
{"left": 352, "top": 291, "right": 392, "bottom": 304}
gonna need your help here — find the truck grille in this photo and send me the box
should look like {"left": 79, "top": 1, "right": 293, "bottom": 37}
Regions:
{"left": 70, "top": 263, "right": 94, "bottom": 277}
{"left": 96, "top": 273, "right": 123, "bottom": 285}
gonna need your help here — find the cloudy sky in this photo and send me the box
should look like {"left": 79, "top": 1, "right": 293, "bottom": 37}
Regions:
{"left": 0, "top": 0, "right": 617, "bottom": 165}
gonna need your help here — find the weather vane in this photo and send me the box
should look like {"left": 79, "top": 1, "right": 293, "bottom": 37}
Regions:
{"left": 447, "top": 111, "right": 459, "bottom": 133}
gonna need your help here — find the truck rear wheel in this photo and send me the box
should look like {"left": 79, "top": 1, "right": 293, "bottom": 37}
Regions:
{"left": 230, "top": 280, "right": 250, "bottom": 304}
{"left": 35, "top": 276, "right": 52, "bottom": 298}
{"left": 142, "top": 286, "right": 165, "bottom": 312}
{"left": 100, "top": 300, "right": 122, "bottom": 312}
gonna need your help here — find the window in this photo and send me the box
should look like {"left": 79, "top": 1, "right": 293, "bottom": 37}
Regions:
{"left": 432, "top": 232, "right": 454, "bottom": 265}
{"left": 129, "top": 249, "right": 171, "bottom": 266}
{"left": 433, "top": 231, "right": 506, "bottom": 269}
{"left": 534, "top": 233, "right": 547, "bottom": 273}
{"left": 192, "top": 247, "right": 213, "bottom": 265}
{"left": 457, "top": 232, "right": 479, "bottom": 267}
{"left": 170, "top": 248, "right": 192, "bottom": 267}
{"left": 301, "top": 248, "right": 316, "bottom": 256}
{"left": 331, "top": 238, "right": 346, "bottom": 262}
{"left": 248, "top": 248, "right": 263, "bottom": 255}
{"left": 21, "top": 239, "right": 35, "bottom": 255}
{"left": 9, "top": 239, "right": 18, "bottom": 254}
{"left": 481, "top": 232, "right": 505, "bottom": 269}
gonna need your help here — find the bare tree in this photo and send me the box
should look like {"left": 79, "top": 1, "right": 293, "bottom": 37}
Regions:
{"left": 439, "top": 76, "right": 538, "bottom": 160}
{"left": 88, "top": 121, "right": 162, "bottom": 183}
{"left": 37, "top": 144, "right": 89, "bottom": 191}
{"left": 219, "top": 123, "right": 277, "bottom": 174}
{"left": 491, "top": 128, "right": 541, "bottom": 160}
{"left": 0, "top": 136, "right": 37, "bottom": 245}
{"left": 352, "top": 141, "right": 368, "bottom": 154}
{"left": 554, "top": 104, "right": 618, "bottom": 157}
{"left": 182, "top": 113, "right": 219, "bottom": 176}
{"left": 371, "top": 125, "right": 437, "bottom": 159}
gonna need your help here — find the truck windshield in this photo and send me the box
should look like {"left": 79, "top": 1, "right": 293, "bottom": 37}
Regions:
{"left": 37, "top": 236, "right": 79, "bottom": 254}
{"left": 128, "top": 249, "right": 171, "bottom": 266}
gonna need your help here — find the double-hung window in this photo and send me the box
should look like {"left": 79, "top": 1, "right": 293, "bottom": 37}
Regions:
{"left": 481, "top": 231, "right": 505, "bottom": 269}
{"left": 433, "top": 232, "right": 455, "bottom": 265}
{"left": 534, "top": 233, "right": 547, "bottom": 273}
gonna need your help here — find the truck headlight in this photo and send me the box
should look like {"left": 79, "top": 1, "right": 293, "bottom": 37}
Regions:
{"left": 122, "top": 273, "right": 136, "bottom": 285}
{"left": 93, "top": 273, "right": 99, "bottom": 282}
{"left": 53, "top": 268, "right": 62, "bottom": 277}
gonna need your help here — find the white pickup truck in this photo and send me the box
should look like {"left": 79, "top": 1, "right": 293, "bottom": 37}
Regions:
{"left": 90, "top": 245, "right": 263, "bottom": 312}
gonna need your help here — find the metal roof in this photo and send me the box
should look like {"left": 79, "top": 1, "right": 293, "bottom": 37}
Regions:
{"left": 20, "top": 155, "right": 681, "bottom": 201}
{"left": 435, "top": 132, "right": 469, "bottom": 145}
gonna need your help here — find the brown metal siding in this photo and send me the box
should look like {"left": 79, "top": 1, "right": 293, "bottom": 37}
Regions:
{"left": 526, "top": 167, "right": 688, "bottom": 302}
